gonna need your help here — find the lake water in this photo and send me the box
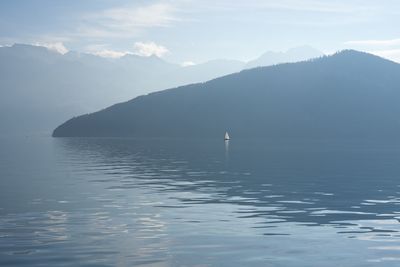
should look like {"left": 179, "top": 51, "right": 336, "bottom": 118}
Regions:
{"left": 1, "top": 137, "right": 400, "bottom": 266}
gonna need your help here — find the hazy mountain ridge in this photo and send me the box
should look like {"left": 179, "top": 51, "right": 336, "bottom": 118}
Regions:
{"left": 53, "top": 50, "right": 400, "bottom": 138}
{"left": 245, "top": 46, "right": 323, "bottom": 69}
{"left": 0, "top": 44, "right": 323, "bottom": 135}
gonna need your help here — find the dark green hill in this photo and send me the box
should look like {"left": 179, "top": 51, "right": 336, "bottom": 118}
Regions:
{"left": 53, "top": 50, "right": 400, "bottom": 139}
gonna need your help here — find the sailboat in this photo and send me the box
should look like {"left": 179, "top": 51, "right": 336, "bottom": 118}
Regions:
{"left": 224, "top": 131, "right": 230, "bottom": 140}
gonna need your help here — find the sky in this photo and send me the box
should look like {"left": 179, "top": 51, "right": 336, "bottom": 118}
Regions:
{"left": 1, "top": 0, "right": 400, "bottom": 64}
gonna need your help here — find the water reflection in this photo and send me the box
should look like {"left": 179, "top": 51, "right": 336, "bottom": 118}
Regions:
{"left": 56, "top": 138, "right": 400, "bottom": 227}
{"left": 224, "top": 139, "right": 229, "bottom": 161}
{"left": 1, "top": 137, "right": 400, "bottom": 266}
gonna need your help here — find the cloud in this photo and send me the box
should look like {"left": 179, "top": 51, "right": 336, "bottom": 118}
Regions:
{"left": 33, "top": 42, "right": 69, "bottom": 54}
{"left": 102, "top": 3, "right": 177, "bottom": 27}
{"left": 85, "top": 44, "right": 131, "bottom": 58}
{"left": 133, "top": 42, "right": 169, "bottom": 57}
{"left": 79, "top": 3, "right": 179, "bottom": 39}
{"left": 84, "top": 42, "right": 169, "bottom": 58}
{"left": 92, "top": 49, "right": 131, "bottom": 58}
{"left": 181, "top": 61, "right": 196, "bottom": 67}
{"left": 344, "top": 38, "right": 400, "bottom": 47}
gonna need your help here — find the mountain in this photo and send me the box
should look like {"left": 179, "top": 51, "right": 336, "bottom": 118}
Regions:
{"left": 0, "top": 44, "right": 245, "bottom": 136}
{"left": 53, "top": 50, "right": 400, "bottom": 139}
{"left": 175, "top": 59, "right": 245, "bottom": 84}
{"left": 0, "top": 44, "right": 324, "bottom": 136}
{"left": 245, "top": 46, "right": 324, "bottom": 69}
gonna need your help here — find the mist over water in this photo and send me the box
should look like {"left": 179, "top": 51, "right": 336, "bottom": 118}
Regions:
{"left": 1, "top": 137, "right": 400, "bottom": 266}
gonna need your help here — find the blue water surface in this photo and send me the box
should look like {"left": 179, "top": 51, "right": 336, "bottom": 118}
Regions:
{"left": 1, "top": 137, "right": 400, "bottom": 266}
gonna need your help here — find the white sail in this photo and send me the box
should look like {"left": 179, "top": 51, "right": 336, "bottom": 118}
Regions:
{"left": 224, "top": 132, "right": 230, "bottom": 140}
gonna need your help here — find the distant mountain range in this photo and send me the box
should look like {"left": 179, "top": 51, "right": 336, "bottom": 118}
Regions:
{"left": 245, "top": 46, "right": 323, "bottom": 69}
{"left": 53, "top": 50, "right": 400, "bottom": 139}
{"left": 0, "top": 44, "right": 323, "bottom": 135}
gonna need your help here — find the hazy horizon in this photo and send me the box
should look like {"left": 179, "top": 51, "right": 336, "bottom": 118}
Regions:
{"left": 0, "top": 42, "right": 325, "bottom": 66}
{"left": 0, "top": 42, "right": 324, "bottom": 136}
